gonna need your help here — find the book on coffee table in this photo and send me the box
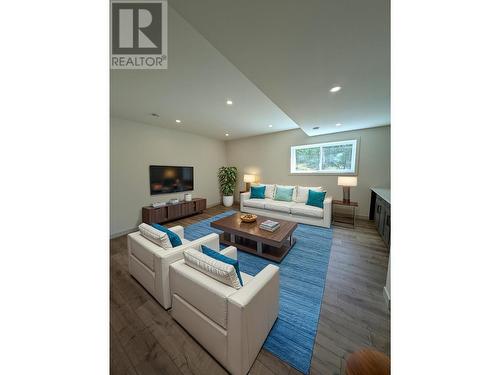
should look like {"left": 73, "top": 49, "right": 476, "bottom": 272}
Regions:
{"left": 260, "top": 220, "right": 281, "bottom": 232}
{"left": 260, "top": 224, "right": 281, "bottom": 232}
{"left": 260, "top": 219, "right": 279, "bottom": 228}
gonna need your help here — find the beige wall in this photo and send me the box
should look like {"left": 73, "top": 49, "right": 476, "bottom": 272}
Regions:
{"left": 110, "top": 117, "right": 226, "bottom": 236}
{"left": 225, "top": 126, "right": 390, "bottom": 217}
{"left": 111, "top": 120, "right": 389, "bottom": 236}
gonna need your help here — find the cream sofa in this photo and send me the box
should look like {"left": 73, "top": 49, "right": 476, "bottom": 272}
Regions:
{"left": 170, "top": 246, "right": 280, "bottom": 375}
{"left": 240, "top": 184, "right": 332, "bottom": 228}
{"left": 127, "top": 225, "right": 220, "bottom": 309}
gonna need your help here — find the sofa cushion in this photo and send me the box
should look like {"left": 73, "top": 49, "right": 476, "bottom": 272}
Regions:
{"left": 250, "top": 185, "right": 266, "bottom": 199}
{"left": 241, "top": 272, "right": 253, "bottom": 285}
{"left": 264, "top": 200, "right": 293, "bottom": 213}
{"left": 291, "top": 202, "right": 324, "bottom": 218}
{"left": 184, "top": 248, "right": 242, "bottom": 289}
{"left": 294, "top": 186, "right": 323, "bottom": 203}
{"left": 152, "top": 223, "right": 183, "bottom": 247}
{"left": 245, "top": 198, "right": 266, "bottom": 209}
{"left": 138, "top": 223, "right": 172, "bottom": 249}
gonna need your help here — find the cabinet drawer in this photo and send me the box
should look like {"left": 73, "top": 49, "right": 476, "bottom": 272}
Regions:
{"left": 383, "top": 206, "right": 390, "bottom": 246}
{"left": 374, "top": 197, "right": 383, "bottom": 227}
{"left": 195, "top": 199, "right": 206, "bottom": 212}
{"left": 167, "top": 205, "right": 181, "bottom": 219}
{"left": 153, "top": 207, "right": 167, "bottom": 223}
{"left": 181, "top": 202, "right": 195, "bottom": 216}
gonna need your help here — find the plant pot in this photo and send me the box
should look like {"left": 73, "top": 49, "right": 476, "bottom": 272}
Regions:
{"left": 222, "top": 195, "right": 234, "bottom": 207}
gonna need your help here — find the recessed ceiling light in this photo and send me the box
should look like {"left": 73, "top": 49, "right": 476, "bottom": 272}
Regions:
{"left": 336, "top": 123, "right": 342, "bottom": 127}
{"left": 313, "top": 126, "right": 320, "bottom": 130}
{"left": 268, "top": 124, "right": 273, "bottom": 128}
{"left": 225, "top": 133, "right": 229, "bottom": 137}
{"left": 226, "top": 100, "right": 233, "bottom": 105}
{"left": 329, "top": 86, "right": 342, "bottom": 93}
{"left": 151, "top": 113, "right": 160, "bottom": 118}
{"left": 175, "top": 119, "right": 181, "bottom": 123}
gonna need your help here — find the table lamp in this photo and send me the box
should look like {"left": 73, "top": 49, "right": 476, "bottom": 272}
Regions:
{"left": 243, "top": 174, "right": 256, "bottom": 191}
{"left": 338, "top": 176, "right": 358, "bottom": 203}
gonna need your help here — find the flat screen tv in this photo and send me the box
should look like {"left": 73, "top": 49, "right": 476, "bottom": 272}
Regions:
{"left": 149, "top": 165, "right": 194, "bottom": 195}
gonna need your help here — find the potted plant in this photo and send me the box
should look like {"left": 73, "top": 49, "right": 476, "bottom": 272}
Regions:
{"left": 218, "top": 166, "right": 238, "bottom": 207}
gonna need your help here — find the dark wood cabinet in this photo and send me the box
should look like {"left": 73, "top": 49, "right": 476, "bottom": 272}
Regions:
{"left": 142, "top": 198, "right": 207, "bottom": 225}
{"left": 370, "top": 189, "right": 390, "bottom": 249}
{"left": 383, "top": 206, "right": 391, "bottom": 246}
{"left": 194, "top": 199, "right": 206, "bottom": 212}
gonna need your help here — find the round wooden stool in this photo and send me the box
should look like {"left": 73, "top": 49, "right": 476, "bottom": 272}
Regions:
{"left": 345, "top": 348, "right": 390, "bottom": 375}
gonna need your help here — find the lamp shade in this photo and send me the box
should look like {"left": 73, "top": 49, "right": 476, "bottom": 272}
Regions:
{"left": 338, "top": 176, "right": 358, "bottom": 187}
{"left": 243, "top": 174, "right": 256, "bottom": 183}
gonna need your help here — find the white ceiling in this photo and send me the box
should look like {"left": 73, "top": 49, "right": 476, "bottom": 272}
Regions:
{"left": 111, "top": 8, "right": 299, "bottom": 140}
{"left": 168, "top": 0, "right": 390, "bottom": 137}
{"left": 111, "top": 1, "right": 390, "bottom": 139}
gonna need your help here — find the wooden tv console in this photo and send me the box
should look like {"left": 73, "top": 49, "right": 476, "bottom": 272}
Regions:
{"left": 142, "top": 198, "right": 207, "bottom": 225}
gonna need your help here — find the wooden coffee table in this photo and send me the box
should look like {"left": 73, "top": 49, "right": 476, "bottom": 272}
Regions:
{"left": 210, "top": 214, "right": 298, "bottom": 262}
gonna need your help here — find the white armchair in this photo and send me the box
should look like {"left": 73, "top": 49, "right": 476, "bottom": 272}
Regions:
{"left": 127, "top": 225, "right": 220, "bottom": 309}
{"left": 169, "top": 246, "right": 280, "bottom": 375}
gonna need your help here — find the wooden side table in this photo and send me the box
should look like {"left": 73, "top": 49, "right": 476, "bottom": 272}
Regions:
{"left": 345, "top": 349, "right": 390, "bottom": 375}
{"left": 332, "top": 200, "right": 358, "bottom": 227}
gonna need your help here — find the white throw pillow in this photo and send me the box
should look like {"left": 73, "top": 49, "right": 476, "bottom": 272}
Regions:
{"left": 294, "top": 186, "right": 324, "bottom": 203}
{"left": 183, "top": 248, "right": 242, "bottom": 289}
{"left": 138, "top": 223, "right": 172, "bottom": 249}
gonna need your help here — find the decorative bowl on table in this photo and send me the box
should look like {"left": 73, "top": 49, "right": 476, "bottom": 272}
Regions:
{"left": 240, "top": 214, "right": 257, "bottom": 223}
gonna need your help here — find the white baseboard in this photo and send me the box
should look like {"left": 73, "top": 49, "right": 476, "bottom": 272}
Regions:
{"left": 383, "top": 286, "right": 391, "bottom": 310}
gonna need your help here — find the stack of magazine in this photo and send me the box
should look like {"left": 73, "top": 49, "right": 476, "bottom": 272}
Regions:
{"left": 259, "top": 219, "right": 280, "bottom": 232}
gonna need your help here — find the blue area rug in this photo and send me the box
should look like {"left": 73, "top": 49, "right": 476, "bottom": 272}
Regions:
{"left": 184, "top": 211, "right": 333, "bottom": 374}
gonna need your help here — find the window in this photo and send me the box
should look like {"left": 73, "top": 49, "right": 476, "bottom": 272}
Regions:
{"left": 290, "top": 139, "right": 358, "bottom": 174}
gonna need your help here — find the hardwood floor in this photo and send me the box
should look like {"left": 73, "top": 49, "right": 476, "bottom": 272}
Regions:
{"left": 110, "top": 205, "right": 390, "bottom": 375}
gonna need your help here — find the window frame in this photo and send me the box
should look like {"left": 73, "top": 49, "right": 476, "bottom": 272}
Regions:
{"left": 289, "top": 138, "right": 359, "bottom": 175}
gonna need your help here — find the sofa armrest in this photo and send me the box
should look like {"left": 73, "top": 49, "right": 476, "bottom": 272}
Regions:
{"left": 323, "top": 196, "right": 333, "bottom": 224}
{"left": 168, "top": 225, "right": 184, "bottom": 239}
{"left": 227, "top": 264, "right": 280, "bottom": 375}
{"left": 240, "top": 192, "right": 251, "bottom": 212}
{"left": 220, "top": 246, "right": 238, "bottom": 260}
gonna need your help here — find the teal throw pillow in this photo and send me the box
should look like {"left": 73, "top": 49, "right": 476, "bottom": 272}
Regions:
{"left": 201, "top": 245, "right": 244, "bottom": 286}
{"left": 306, "top": 190, "right": 327, "bottom": 208}
{"left": 275, "top": 186, "right": 294, "bottom": 202}
{"left": 152, "top": 223, "right": 183, "bottom": 247}
{"left": 250, "top": 185, "right": 265, "bottom": 199}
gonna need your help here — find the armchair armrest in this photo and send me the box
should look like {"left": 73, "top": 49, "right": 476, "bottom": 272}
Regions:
{"left": 323, "top": 195, "right": 332, "bottom": 205}
{"left": 168, "top": 225, "right": 184, "bottom": 239}
{"left": 227, "top": 264, "right": 280, "bottom": 375}
{"left": 220, "top": 246, "right": 237, "bottom": 260}
{"left": 229, "top": 264, "right": 279, "bottom": 307}
{"left": 180, "top": 232, "right": 220, "bottom": 252}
